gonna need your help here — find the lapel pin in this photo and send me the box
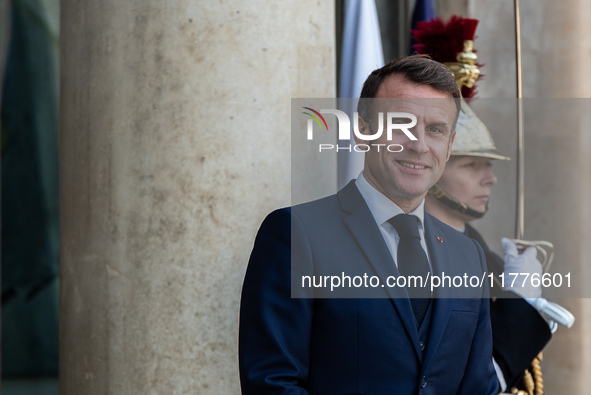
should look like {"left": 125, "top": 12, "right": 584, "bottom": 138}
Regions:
{"left": 437, "top": 236, "right": 443, "bottom": 243}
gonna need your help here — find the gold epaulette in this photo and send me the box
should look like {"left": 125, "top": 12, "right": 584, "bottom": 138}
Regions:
{"left": 511, "top": 353, "right": 543, "bottom": 395}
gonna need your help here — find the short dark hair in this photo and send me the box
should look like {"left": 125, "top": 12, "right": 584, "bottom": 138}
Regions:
{"left": 357, "top": 55, "right": 461, "bottom": 130}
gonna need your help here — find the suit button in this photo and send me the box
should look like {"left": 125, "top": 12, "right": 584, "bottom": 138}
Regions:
{"left": 420, "top": 377, "right": 428, "bottom": 388}
{"left": 420, "top": 341, "right": 425, "bottom": 351}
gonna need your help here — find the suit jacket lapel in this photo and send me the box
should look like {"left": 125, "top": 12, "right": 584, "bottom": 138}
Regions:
{"left": 421, "top": 214, "right": 454, "bottom": 370}
{"left": 338, "top": 181, "right": 422, "bottom": 359}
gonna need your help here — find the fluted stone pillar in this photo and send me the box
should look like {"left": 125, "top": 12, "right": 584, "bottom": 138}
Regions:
{"left": 59, "top": 2, "right": 335, "bottom": 394}
{"left": 466, "top": 1, "right": 591, "bottom": 393}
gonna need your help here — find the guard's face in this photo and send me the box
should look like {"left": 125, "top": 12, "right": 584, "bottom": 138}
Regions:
{"left": 356, "top": 75, "right": 457, "bottom": 211}
{"left": 438, "top": 156, "right": 498, "bottom": 215}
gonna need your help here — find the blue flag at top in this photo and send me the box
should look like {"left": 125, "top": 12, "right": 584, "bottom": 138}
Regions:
{"left": 409, "top": 0, "right": 435, "bottom": 55}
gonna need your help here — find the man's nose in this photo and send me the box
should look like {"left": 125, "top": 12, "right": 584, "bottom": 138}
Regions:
{"left": 405, "top": 127, "right": 429, "bottom": 154}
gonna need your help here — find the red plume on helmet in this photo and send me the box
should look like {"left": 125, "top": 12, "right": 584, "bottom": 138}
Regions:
{"left": 411, "top": 15, "right": 483, "bottom": 99}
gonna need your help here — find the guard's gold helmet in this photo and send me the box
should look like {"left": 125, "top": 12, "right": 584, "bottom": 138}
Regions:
{"left": 453, "top": 100, "right": 510, "bottom": 161}
{"left": 413, "top": 15, "right": 509, "bottom": 218}
{"left": 412, "top": 15, "right": 510, "bottom": 161}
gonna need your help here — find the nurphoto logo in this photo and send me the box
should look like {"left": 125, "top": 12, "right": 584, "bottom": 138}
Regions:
{"left": 302, "top": 107, "right": 418, "bottom": 153}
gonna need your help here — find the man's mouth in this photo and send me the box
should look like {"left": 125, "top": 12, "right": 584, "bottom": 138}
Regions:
{"left": 398, "top": 161, "right": 427, "bottom": 170}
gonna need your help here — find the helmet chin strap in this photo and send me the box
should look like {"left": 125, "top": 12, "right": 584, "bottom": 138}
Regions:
{"left": 429, "top": 184, "right": 487, "bottom": 219}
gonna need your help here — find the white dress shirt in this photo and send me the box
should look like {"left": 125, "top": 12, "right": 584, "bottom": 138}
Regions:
{"left": 355, "top": 172, "right": 431, "bottom": 269}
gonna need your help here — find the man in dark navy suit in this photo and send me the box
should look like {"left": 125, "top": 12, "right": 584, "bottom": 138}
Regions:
{"left": 239, "top": 55, "right": 499, "bottom": 394}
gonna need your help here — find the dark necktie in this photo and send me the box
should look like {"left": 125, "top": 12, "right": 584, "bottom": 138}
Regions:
{"left": 389, "top": 214, "right": 431, "bottom": 326}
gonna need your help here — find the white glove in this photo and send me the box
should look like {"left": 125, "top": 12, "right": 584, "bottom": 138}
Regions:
{"left": 502, "top": 238, "right": 575, "bottom": 332}
{"left": 501, "top": 237, "right": 543, "bottom": 299}
{"left": 529, "top": 298, "right": 575, "bottom": 332}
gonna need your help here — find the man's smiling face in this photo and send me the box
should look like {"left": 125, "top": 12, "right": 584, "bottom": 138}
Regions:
{"left": 357, "top": 74, "right": 457, "bottom": 212}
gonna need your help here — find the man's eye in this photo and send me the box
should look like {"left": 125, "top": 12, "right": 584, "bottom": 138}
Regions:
{"left": 427, "top": 126, "right": 442, "bottom": 134}
{"left": 463, "top": 162, "right": 476, "bottom": 168}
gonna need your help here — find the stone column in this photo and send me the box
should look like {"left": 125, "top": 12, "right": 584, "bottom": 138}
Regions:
{"left": 468, "top": 1, "right": 591, "bottom": 393}
{"left": 59, "top": 1, "right": 335, "bottom": 394}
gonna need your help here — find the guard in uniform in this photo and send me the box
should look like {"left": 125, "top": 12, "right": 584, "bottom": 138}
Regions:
{"left": 413, "top": 16, "right": 553, "bottom": 394}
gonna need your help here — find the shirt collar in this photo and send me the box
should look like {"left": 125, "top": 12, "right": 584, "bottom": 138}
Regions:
{"left": 355, "top": 171, "right": 425, "bottom": 231}
{"left": 452, "top": 224, "right": 466, "bottom": 233}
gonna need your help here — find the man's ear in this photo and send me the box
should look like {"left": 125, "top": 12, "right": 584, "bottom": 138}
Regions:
{"left": 446, "top": 130, "right": 456, "bottom": 161}
{"left": 353, "top": 115, "right": 371, "bottom": 145}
